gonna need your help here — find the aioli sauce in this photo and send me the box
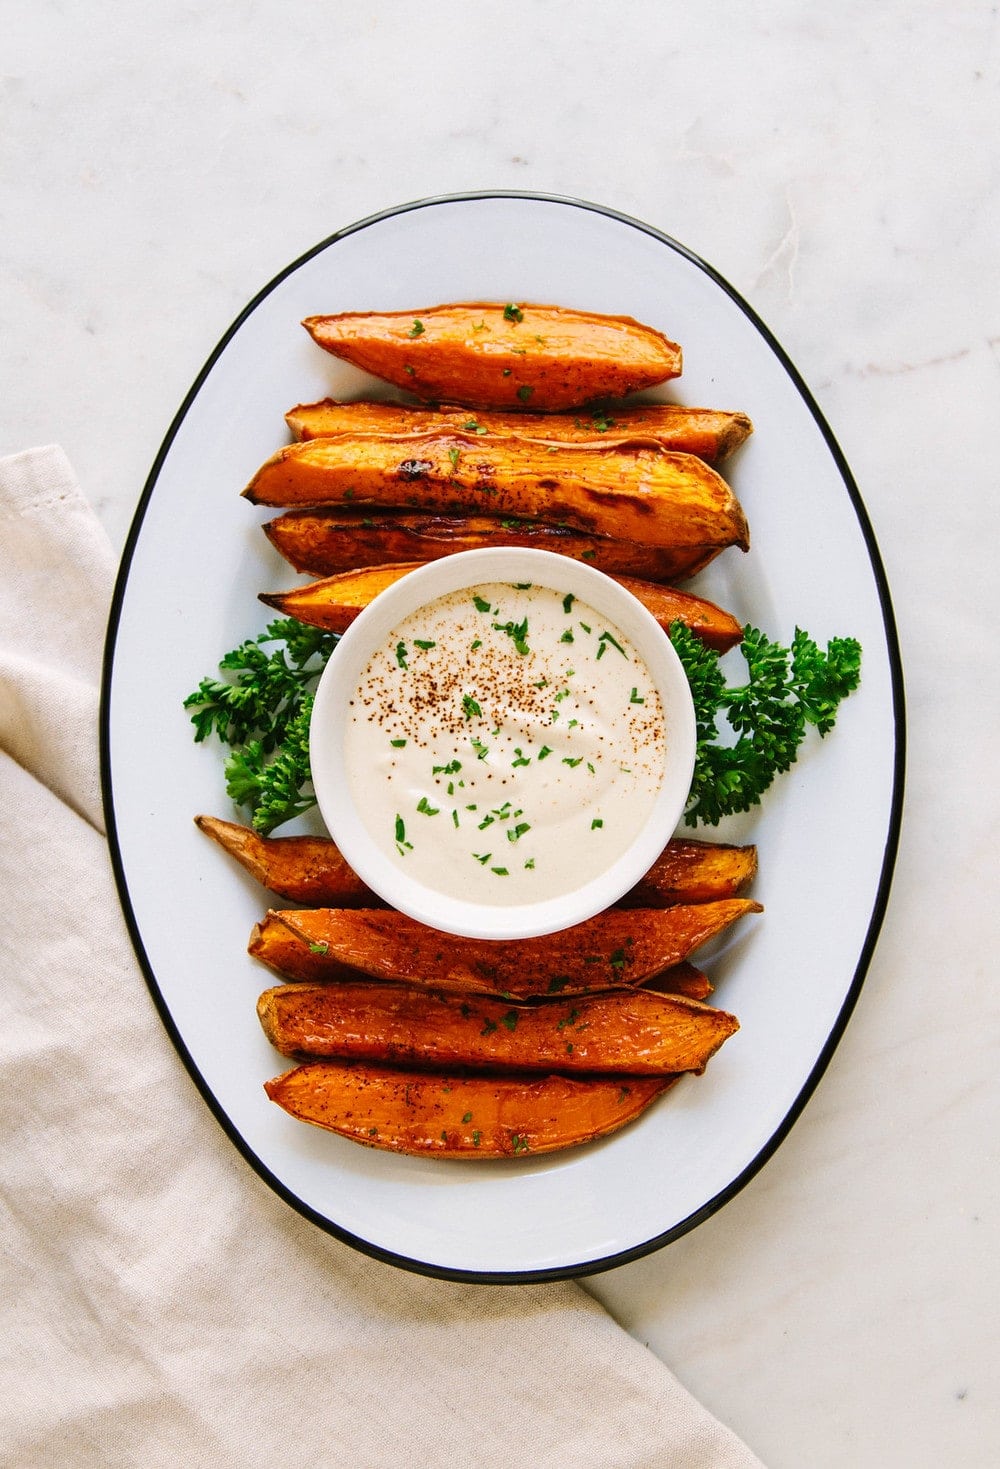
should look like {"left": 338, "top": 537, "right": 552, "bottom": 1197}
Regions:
{"left": 344, "top": 581, "right": 666, "bottom": 906}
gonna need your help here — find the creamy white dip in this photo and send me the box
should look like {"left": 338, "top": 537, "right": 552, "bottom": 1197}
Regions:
{"left": 343, "top": 580, "right": 666, "bottom": 906}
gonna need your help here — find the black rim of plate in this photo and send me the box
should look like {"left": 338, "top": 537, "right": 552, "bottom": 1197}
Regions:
{"left": 99, "top": 189, "right": 907, "bottom": 1285}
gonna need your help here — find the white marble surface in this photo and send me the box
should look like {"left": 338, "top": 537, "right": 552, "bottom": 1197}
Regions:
{"left": 3, "top": 2, "right": 998, "bottom": 1465}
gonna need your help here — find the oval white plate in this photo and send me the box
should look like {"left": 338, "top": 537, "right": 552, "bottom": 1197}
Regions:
{"left": 101, "top": 192, "right": 904, "bottom": 1282}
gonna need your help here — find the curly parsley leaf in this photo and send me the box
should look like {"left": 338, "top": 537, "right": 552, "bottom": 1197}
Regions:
{"left": 184, "top": 619, "right": 338, "bottom": 832}
{"left": 669, "top": 621, "right": 862, "bottom": 827}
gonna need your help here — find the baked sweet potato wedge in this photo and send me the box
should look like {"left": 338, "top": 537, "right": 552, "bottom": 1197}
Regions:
{"left": 243, "top": 432, "right": 750, "bottom": 555}
{"left": 257, "top": 981, "right": 738, "bottom": 1075}
{"left": 264, "top": 1061, "right": 674, "bottom": 1157}
{"left": 249, "top": 902, "right": 762, "bottom": 997}
{"left": 286, "top": 398, "right": 753, "bottom": 463}
{"left": 623, "top": 838, "right": 758, "bottom": 907}
{"left": 258, "top": 561, "right": 743, "bottom": 652}
{"left": 199, "top": 815, "right": 754, "bottom": 917}
{"left": 194, "top": 815, "right": 375, "bottom": 905}
{"left": 301, "top": 302, "right": 682, "bottom": 411}
{"left": 262, "top": 509, "right": 727, "bottom": 584}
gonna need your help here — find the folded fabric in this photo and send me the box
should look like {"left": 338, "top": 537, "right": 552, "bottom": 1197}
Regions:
{"left": 0, "top": 445, "right": 765, "bottom": 1469}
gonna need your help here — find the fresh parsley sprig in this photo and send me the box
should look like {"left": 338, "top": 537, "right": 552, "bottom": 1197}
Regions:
{"left": 183, "top": 618, "right": 338, "bottom": 833}
{"left": 185, "top": 616, "right": 860, "bottom": 835}
{"left": 669, "top": 621, "right": 862, "bottom": 827}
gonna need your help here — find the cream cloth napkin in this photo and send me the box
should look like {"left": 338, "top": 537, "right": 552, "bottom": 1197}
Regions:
{"left": 0, "top": 445, "right": 766, "bottom": 1469}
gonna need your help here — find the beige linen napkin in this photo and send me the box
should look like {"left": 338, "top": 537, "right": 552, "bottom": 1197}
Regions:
{"left": 0, "top": 445, "right": 765, "bottom": 1469}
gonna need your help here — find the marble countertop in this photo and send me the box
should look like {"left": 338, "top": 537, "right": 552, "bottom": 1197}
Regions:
{"left": 4, "top": 4, "right": 997, "bottom": 1464}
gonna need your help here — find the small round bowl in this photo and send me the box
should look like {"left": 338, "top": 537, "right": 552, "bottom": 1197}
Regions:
{"left": 309, "top": 548, "right": 696, "bottom": 940}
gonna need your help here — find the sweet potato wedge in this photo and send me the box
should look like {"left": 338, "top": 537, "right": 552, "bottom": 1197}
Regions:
{"left": 257, "top": 981, "right": 738, "bottom": 1075}
{"left": 622, "top": 838, "right": 758, "bottom": 907}
{"left": 200, "top": 815, "right": 754, "bottom": 918}
{"left": 643, "top": 962, "right": 712, "bottom": 1000}
{"left": 263, "top": 1060, "right": 674, "bottom": 1157}
{"left": 302, "top": 302, "right": 682, "bottom": 411}
{"left": 262, "top": 509, "right": 727, "bottom": 584}
{"left": 194, "top": 815, "right": 376, "bottom": 905}
{"left": 259, "top": 561, "right": 743, "bottom": 652}
{"left": 249, "top": 902, "right": 762, "bottom": 998}
{"left": 243, "top": 432, "right": 750, "bottom": 555}
{"left": 286, "top": 398, "right": 753, "bottom": 463}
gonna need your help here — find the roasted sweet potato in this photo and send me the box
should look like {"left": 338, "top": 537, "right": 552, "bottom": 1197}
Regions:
{"left": 194, "top": 815, "right": 375, "bottom": 905}
{"left": 643, "top": 962, "right": 712, "bottom": 1000}
{"left": 262, "top": 509, "right": 727, "bottom": 584}
{"left": 286, "top": 398, "right": 753, "bottom": 463}
{"left": 243, "top": 432, "right": 750, "bottom": 555}
{"left": 623, "top": 838, "right": 758, "bottom": 907}
{"left": 249, "top": 902, "right": 762, "bottom": 998}
{"left": 258, "top": 981, "right": 738, "bottom": 1075}
{"left": 264, "top": 1060, "right": 674, "bottom": 1157}
{"left": 302, "top": 302, "right": 682, "bottom": 411}
{"left": 199, "top": 815, "right": 754, "bottom": 918}
{"left": 259, "top": 560, "right": 743, "bottom": 652}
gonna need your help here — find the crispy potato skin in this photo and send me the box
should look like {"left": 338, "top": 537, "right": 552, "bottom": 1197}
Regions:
{"left": 302, "top": 303, "right": 682, "bottom": 411}
{"left": 243, "top": 433, "right": 749, "bottom": 554}
{"left": 259, "top": 560, "right": 743, "bottom": 653}
{"left": 286, "top": 398, "right": 753, "bottom": 463}
{"left": 258, "top": 981, "right": 738, "bottom": 1075}
{"left": 263, "top": 509, "right": 726, "bottom": 584}
{"left": 250, "top": 902, "right": 762, "bottom": 998}
{"left": 264, "top": 1061, "right": 674, "bottom": 1157}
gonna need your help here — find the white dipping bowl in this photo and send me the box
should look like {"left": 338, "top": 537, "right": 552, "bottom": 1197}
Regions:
{"left": 309, "top": 548, "right": 696, "bottom": 940}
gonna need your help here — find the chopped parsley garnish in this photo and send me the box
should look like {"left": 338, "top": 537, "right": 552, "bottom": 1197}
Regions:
{"left": 471, "top": 738, "right": 489, "bottom": 760}
{"left": 512, "top": 748, "right": 531, "bottom": 767}
{"left": 591, "top": 818, "right": 603, "bottom": 829}
{"left": 448, "top": 446, "right": 462, "bottom": 470}
{"left": 416, "top": 796, "right": 439, "bottom": 816}
{"left": 516, "top": 385, "right": 534, "bottom": 403}
{"left": 390, "top": 738, "right": 407, "bottom": 747}
{"left": 408, "top": 319, "right": 424, "bottom": 337}
{"left": 473, "top": 852, "right": 491, "bottom": 864}
{"left": 503, "top": 303, "right": 524, "bottom": 322}
{"left": 308, "top": 942, "right": 329, "bottom": 954}
{"left": 629, "top": 687, "right": 645, "bottom": 704}
{"left": 413, "top": 639, "right": 436, "bottom": 651}
{"left": 560, "top": 629, "right": 574, "bottom": 643}
{"left": 491, "top": 866, "right": 509, "bottom": 876}
{"left": 537, "top": 745, "right": 552, "bottom": 760}
{"left": 596, "top": 630, "right": 628, "bottom": 660}
{"left": 507, "top": 822, "right": 531, "bottom": 842}
{"left": 562, "top": 756, "right": 583, "bottom": 768}
{"left": 562, "top": 593, "right": 575, "bottom": 614}
{"left": 433, "top": 759, "right": 462, "bottom": 775}
{"left": 394, "top": 814, "right": 412, "bottom": 854}
{"left": 492, "top": 617, "right": 530, "bottom": 655}
{"left": 472, "top": 594, "right": 492, "bottom": 613}
{"left": 462, "top": 693, "right": 482, "bottom": 720}
{"left": 395, "top": 641, "right": 408, "bottom": 668}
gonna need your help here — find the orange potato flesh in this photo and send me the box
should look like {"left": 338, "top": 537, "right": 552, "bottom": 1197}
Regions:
{"left": 302, "top": 302, "right": 682, "bottom": 412}
{"left": 249, "top": 902, "right": 762, "bottom": 999}
{"left": 286, "top": 398, "right": 753, "bottom": 463}
{"left": 257, "top": 981, "right": 738, "bottom": 1075}
{"left": 262, "top": 509, "right": 727, "bottom": 584}
{"left": 264, "top": 1061, "right": 675, "bottom": 1157}
{"left": 243, "top": 432, "right": 750, "bottom": 554}
{"left": 258, "top": 561, "right": 744, "bottom": 653}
